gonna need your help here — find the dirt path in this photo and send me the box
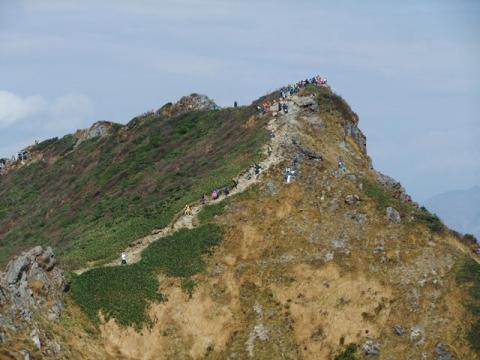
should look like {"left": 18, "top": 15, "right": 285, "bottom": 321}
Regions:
{"left": 73, "top": 95, "right": 306, "bottom": 275}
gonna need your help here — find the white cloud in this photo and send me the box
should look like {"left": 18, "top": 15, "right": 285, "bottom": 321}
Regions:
{"left": 0, "top": 91, "right": 47, "bottom": 128}
{"left": 0, "top": 91, "right": 93, "bottom": 131}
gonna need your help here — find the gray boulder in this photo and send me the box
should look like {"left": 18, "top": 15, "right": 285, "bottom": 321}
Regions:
{"left": 19, "top": 350, "right": 31, "bottom": 360}
{"left": 362, "top": 339, "right": 380, "bottom": 356}
{"left": 435, "top": 343, "right": 454, "bottom": 360}
{"left": 386, "top": 207, "right": 401, "bottom": 224}
{"left": 295, "top": 96, "right": 319, "bottom": 111}
{"left": 351, "top": 213, "right": 367, "bottom": 225}
{"left": 30, "top": 328, "right": 41, "bottom": 350}
{"left": 345, "top": 194, "right": 360, "bottom": 206}
{"left": 6, "top": 254, "right": 31, "bottom": 285}
{"left": 376, "top": 172, "right": 412, "bottom": 203}
{"left": 392, "top": 324, "right": 404, "bottom": 336}
{"left": 0, "top": 286, "right": 7, "bottom": 305}
{"left": 36, "top": 246, "right": 56, "bottom": 271}
{"left": 343, "top": 121, "right": 367, "bottom": 154}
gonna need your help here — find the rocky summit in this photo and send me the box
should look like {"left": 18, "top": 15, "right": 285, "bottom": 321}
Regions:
{"left": 0, "top": 80, "right": 479, "bottom": 359}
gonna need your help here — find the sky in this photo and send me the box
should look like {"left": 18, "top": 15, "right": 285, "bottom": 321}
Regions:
{"left": 0, "top": 0, "right": 479, "bottom": 202}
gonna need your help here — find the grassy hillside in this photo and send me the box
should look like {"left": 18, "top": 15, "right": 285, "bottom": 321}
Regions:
{"left": 0, "top": 105, "right": 268, "bottom": 269}
{"left": 71, "top": 224, "right": 223, "bottom": 327}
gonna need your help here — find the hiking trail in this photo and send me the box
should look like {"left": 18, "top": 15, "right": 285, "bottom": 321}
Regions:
{"left": 73, "top": 95, "right": 308, "bottom": 275}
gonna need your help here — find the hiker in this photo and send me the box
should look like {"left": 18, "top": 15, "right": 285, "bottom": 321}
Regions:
{"left": 234, "top": 101, "right": 238, "bottom": 108}
{"left": 338, "top": 157, "right": 347, "bottom": 174}
{"left": 121, "top": 252, "right": 127, "bottom": 265}
{"left": 201, "top": 193, "right": 207, "bottom": 205}
{"left": 284, "top": 167, "right": 293, "bottom": 183}
{"left": 254, "top": 163, "right": 262, "bottom": 175}
{"left": 278, "top": 102, "right": 282, "bottom": 112}
{"left": 211, "top": 189, "right": 219, "bottom": 200}
{"left": 184, "top": 204, "right": 192, "bottom": 216}
{"left": 284, "top": 133, "right": 289, "bottom": 141}
{"left": 292, "top": 155, "right": 299, "bottom": 168}
{"left": 267, "top": 145, "right": 272, "bottom": 156}
{"left": 283, "top": 103, "right": 289, "bottom": 114}
{"left": 224, "top": 187, "right": 230, "bottom": 196}
{"left": 232, "top": 178, "right": 238, "bottom": 189}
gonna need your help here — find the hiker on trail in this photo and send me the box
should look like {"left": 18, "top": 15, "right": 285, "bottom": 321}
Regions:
{"left": 267, "top": 145, "right": 272, "bottom": 156}
{"left": 211, "top": 190, "right": 219, "bottom": 200}
{"left": 254, "top": 163, "right": 262, "bottom": 175}
{"left": 201, "top": 193, "right": 207, "bottom": 205}
{"left": 278, "top": 101, "right": 282, "bottom": 112}
{"left": 224, "top": 187, "right": 230, "bottom": 196}
{"left": 284, "top": 167, "right": 295, "bottom": 184}
{"left": 234, "top": 101, "right": 238, "bottom": 108}
{"left": 283, "top": 103, "right": 289, "bottom": 114}
{"left": 121, "top": 252, "right": 127, "bottom": 265}
{"left": 293, "top": 155, "right": 300, "bottom": 169}
{"left": 232, "top": 178, "right": 238, "bottom": 189}
{"left": 284, "top": 133, "right": 289, "bottom": 141}
{"left": 338, "top": 157, "right": 347, "bottom": 174}
{"left": 184, "top": 204, "right": 192, "bottom": 216}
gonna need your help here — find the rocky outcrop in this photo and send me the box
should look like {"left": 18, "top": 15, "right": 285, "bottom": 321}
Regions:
{"left": 293, "top": 95, "right": 319, "bottom": 111}
{"left": 386, "top": 206, "right": 401, "bottom": 224}
{"left": 74, "top": 121, "right": 118, "bottom": 145}
{"left": 344, "top": 119, "right": 367, "bottom": 154}
{"left": 376, "top": 171, "right": 413, "bottom": 203}
{"left": 0, "top": 246, "right": 66, "bottom": 358}
{"left": 160, "top": 94, "right": 218, "bottom": 118}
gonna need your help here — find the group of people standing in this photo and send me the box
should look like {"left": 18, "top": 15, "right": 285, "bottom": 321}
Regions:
{"left": 257, "top": 75, "right": 328, "bottom": 115}
{"left": 280, "top": 75, "right": 328, "bottom": 98}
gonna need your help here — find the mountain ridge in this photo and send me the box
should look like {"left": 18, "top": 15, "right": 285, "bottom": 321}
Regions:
{"left": 1, "top": 79, "right": 479, "bottom": 359}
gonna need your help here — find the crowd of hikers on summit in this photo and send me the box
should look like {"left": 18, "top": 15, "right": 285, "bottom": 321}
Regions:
{"left": 257, "top": 75, "right": 328, "bottom": 114}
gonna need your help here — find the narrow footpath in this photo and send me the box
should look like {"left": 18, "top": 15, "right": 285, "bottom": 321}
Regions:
{"left": 73, "top": 94, "right": 307, "bottom": 275}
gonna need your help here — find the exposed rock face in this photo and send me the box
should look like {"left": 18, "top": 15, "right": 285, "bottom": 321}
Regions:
{"left": 386, "top": 206, "right": 401, "bottom": 224}
{"left": 362, "top": 338, "right": 381, "bottom": 356}
{"left": 376, "top": 171, "right": 413, "bottom": 203}
{"left": 0, "top": 246, "right": 66, "bottom": 358}
{"left": 435, "top": 343, "right": 454, "bottom": 360}
{"left": 74, "top": 120, "right": 117, "bottom": 145}
{"left": 344, "top": 119, "right": 367, "bottom": 154}
{"left": 345, "top": 194, "right": 361, "bottom": 206}
{"left": 393, "top": 324, "right": 405, "bottom": 336}
{"left": 293, "top": 95, "right": 319, "bottom": 111}
{"left": 160, "top": 94, "right": 218, "bottom": 118}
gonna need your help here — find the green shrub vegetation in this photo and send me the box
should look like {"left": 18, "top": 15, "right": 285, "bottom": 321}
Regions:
{"left": 414, "top": 207, "right": 444, "bottom": 233}
{"left": 70, "top": 266, "right": 162, "bottom": 328}
{"left": 198, "top": 201, "right": 227, "bottom": 224}
{"left": 334, "top": 344, "right": 357, "bottom": 360}
{"left": 71, "top": 224, "right": 222, "bottom": 327}
{"left": 140, "top": 224, "right": 222, "bottom": 277}
{"left": 360, "top": 178, "right": 444, "bottom": 232}
{"left": 0, "top": 105, "right": 268, "bottom": 269}
{"left": 361, "top": 178, "right": 411, "bottom": 214}
{"left": 181, "top": 278, "right": 197, "bottom": 299}
{"left": 301, "top": 84, "right": 357, "bottom": 122}
{"left": 456, "top": 258, "right": 480, "bottom": 352}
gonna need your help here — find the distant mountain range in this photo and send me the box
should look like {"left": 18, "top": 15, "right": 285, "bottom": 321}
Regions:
{"left": 425, "top": 186, "right": 480, "bottom": 241}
